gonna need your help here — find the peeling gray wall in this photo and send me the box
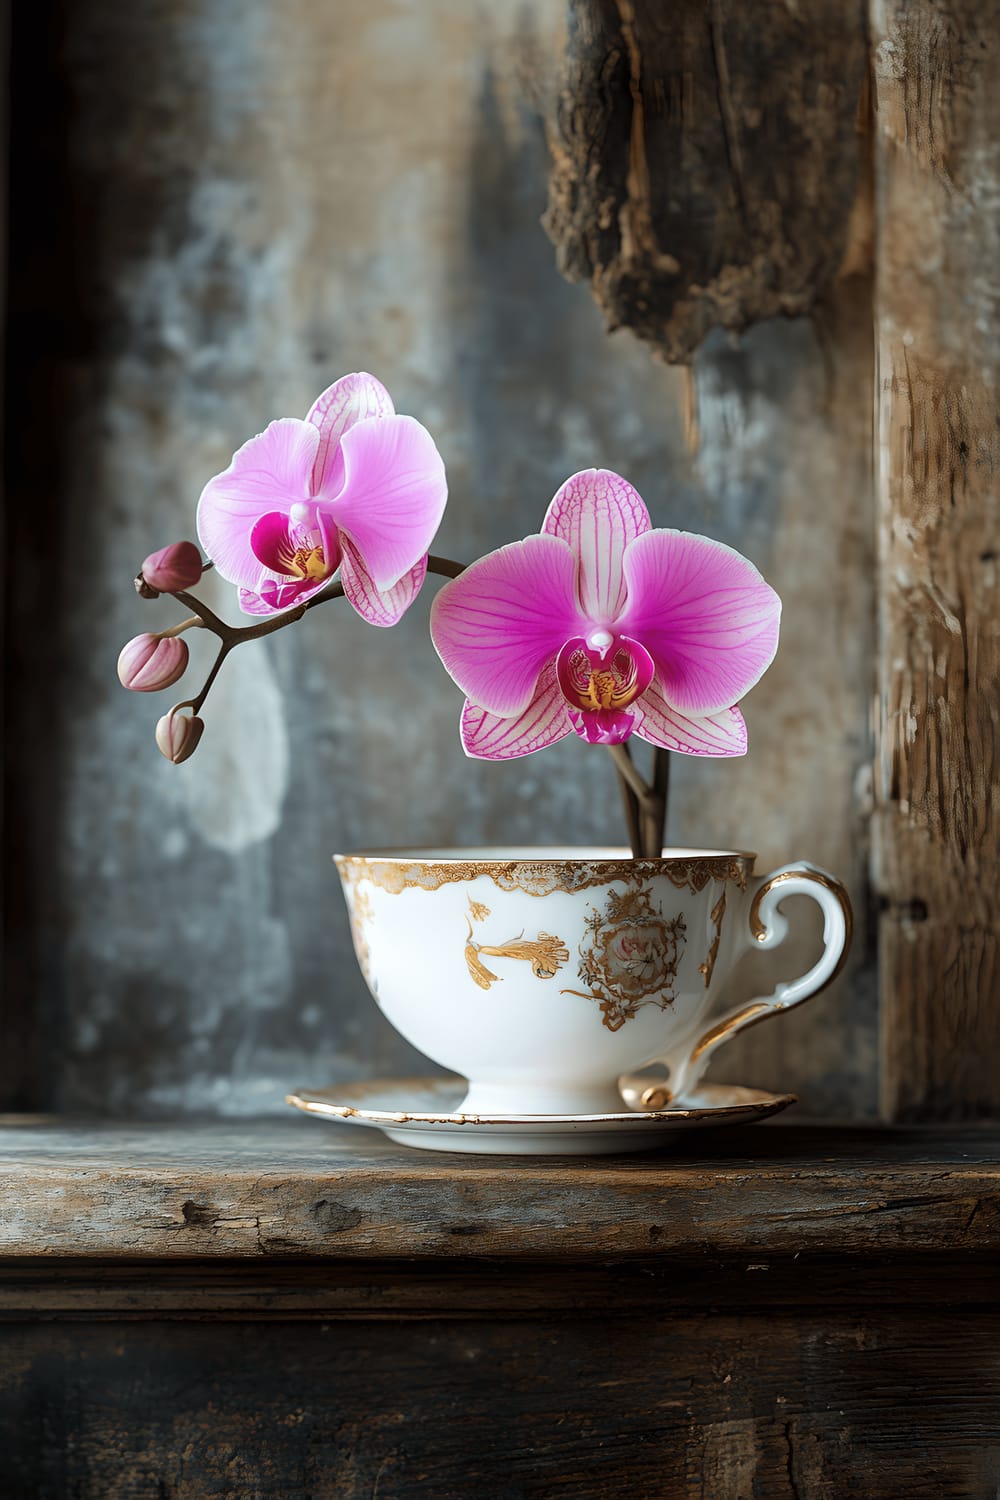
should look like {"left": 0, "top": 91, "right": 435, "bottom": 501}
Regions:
{"left": 4, "top": 0, "right": 875, "bottom": 1117}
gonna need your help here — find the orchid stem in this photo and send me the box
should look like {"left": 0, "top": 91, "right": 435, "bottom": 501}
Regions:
{"left": 608, "top": 743, "right": 671, "bottom": 858}
{"left": 614, "top": 746, "right": 643, "bottom": 859}
{"left": 172, "top": 589, "right": 232, "bottom": 637}
{"left": 157, "top": 615, "right": 204, "bottom": 639}
{"left": 167, "top": 558, "right": 469, "bottom": 717}
{"left": 609, "top": 743, "right": 648, "bottom": 801}
{"left": 427, "top": 554, "right": 466, "bottom": 579}
{"left": 189, "top": 642, "right": 231, "bottom": 715}
{"left": 652, "top": 747, "right": 670, "bottom": 853}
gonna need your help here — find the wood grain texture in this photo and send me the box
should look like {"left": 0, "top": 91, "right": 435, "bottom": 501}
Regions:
{"left": 4, "top": 1255, "right": 1000, "bottom": 1319}
{"left": 545, "top": 0, "right": 868, "bottom": 361}
{"left": 1, "top": 1120, "right": 998, "bottom": 1261}
{"left": 4, "top": 1312, "right": 1000, "bottom": 1498}
{"left": 874, "top": 0, "right": 1000, "bottom": 1120}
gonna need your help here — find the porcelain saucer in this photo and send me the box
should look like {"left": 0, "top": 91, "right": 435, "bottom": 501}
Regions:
{"left": 285, "top": 1075, "right": 797, "bottom": 1155}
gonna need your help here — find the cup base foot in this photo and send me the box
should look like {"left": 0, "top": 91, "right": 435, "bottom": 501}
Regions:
{"left": 457, "top": 1080, "right": 627, "bottom": 1117}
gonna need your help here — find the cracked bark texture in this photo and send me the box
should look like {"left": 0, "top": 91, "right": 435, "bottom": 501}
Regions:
{"left": 545, "top": 0, "right": 868, "bottom": 362}
{"left": 874, "top": 0, "right": 1000, "bottom": 1120}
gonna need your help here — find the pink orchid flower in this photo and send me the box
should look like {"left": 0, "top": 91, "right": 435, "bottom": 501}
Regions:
{"left": 197, "top": 373, "right": 447, "bottom": 624}
{"left": 430, "top": 469, "right": 781, "bottom": 760}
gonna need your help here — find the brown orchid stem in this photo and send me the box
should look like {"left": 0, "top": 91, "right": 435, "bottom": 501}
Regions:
{"left": 169, "top": 558, "right": 466, "bottom": 715}
{"left": 607, "top": 743, "right": 670, "bottom": 859}
{"left": 652, "top": 746, "right": 670, "bottom": 851}
{"left": 189, "top": 643, "right": 231, "bottom": 716}
{"left": 612, "top": 744, "right": 643, "bottom": 859}
{"left": 426, "top": 554, "right": 467, "bottom": 579}
{"left": 608, "top": 743, "right": 647, "bottom": 801}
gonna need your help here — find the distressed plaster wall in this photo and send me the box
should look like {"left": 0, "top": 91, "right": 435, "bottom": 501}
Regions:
{"left": 3, "top": 0, "right": 875, "bottom": 1117}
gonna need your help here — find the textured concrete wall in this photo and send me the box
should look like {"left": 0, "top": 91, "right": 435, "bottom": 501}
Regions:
{"left": 4, "top": 0, "right": 875, "bottom": 1116}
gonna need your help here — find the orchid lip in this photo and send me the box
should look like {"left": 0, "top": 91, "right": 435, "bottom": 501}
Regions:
{"left": 556, "top": 634, "right": 654, "bottom": 716}
{"left": 249, "top": 510, "right": 335, "bottom": 583}
{"left": 568, "top": 706, "right": 641, "bottom": 745}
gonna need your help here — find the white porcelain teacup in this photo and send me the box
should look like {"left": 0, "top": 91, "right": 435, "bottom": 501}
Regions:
{"left": 335, "top": 847, "right": 851, "bottom": 1116}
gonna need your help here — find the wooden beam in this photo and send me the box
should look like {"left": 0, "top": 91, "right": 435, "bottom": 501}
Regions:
{"left": 874, "top": 0, "right": 1000, "bottom": 1118}
{"left": 545, "top": 0, "right": 868, "bottom": 362}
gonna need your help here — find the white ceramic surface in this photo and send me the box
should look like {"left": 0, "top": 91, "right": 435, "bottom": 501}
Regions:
{"left": 334, "top": 847, "right": 851, "bottom": 1119}
{"left": 286, "top": 1074, "right": 798, "bottom": 1155}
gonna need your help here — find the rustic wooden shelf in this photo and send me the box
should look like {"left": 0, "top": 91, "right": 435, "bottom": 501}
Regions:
{"left": 2, "top": 1116, "right": 998, "bottom": 1264}
{"left": 4, "top": 1117, "right": 1000, "bottom": 1496}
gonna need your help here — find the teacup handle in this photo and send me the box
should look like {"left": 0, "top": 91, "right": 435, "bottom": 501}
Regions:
{"left": 644, "top": 862, "right": 852, "bottom": 1107}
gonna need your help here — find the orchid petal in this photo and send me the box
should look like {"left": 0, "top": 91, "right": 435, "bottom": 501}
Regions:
{"left": 237, "top": 586, "right": 277, "bottom": 617}
{"left": 236, "top": 574, "right": 330, "bottom": 616}
{"left": 635, "top": 678, "right": 748, "bottom": 757}
{"left": 430, "top": 534, "right": 585, "bottom": 718}
{"left": 618, "top": 530, "right": 781, "bottom": 716}
{"left": 542, "top": 469, "right": 651, "bottom": 622}
{"left": 339, "top": 537, "right": 427, "bottom": 627}
{"left": 306, "top": 372, "right": 394, "bottom": 495}
{"left": 322, "top": 415, "right": 447, "bottom": 589}
{"left": 197, "top": 419, "right": 319, "bottom": 590}
{"left": 460, "top": 667, "right": 572, "bottom": 760}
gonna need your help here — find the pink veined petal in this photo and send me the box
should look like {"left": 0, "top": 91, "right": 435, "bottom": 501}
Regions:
{"left": 618, "top": 529, "right": 781, "bottom": 717}
{"left": 306, "top": 372, "right": 395, "bottom": 495}
{"left": 339, "top": 537, "right": 427, "bottom": 627}
{"left": 430, "top": 534, "right": 586, "bottom": 719}
{"left": 236, "top": 571, "right": 333, "bottom": 616}
{"left": 197, "top": 419, "right": 319, "bottom": 591}
{"left": 634, "top": 678, "right": 748, "bottom": 757}
{"left": 541, "top": 469, "right": 651, "bottom": 622}
{"left": 321, "top": 414, "right": 447, "bottom": 589}
{"left": 460, "top": 667, "right": 573, "bottom": 761}
{"left": 237, "top": 586, "right": 278, "bottom": 617}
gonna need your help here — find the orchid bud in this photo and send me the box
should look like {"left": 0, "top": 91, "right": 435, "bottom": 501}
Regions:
{"left": 117, "top": 633, "right": 189, "bottom": 692}
{"left": 137, "top": 540, "right": 203, "bottom": 596}
{"left": 155, "top": 708, "right": 205, "bottom": 764}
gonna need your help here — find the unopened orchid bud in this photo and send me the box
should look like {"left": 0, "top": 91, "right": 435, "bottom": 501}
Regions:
{"left": 117, "top": 633, "right": 189, "bottom": 692}
{"left": 138, "top": 541, "right": 203, "bottom": 596}
{"left": 155, "top": 708, "right": 204, "bottom": 764}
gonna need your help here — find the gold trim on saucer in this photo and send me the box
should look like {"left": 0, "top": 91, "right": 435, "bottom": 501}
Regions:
{"left": 285, "top": 1075, "right": 798, "bottom": 1126}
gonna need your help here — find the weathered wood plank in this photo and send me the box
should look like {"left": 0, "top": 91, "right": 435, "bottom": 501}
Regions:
{"left": 4, "top": 1312, "right": 1000, "bottom": 1497}
{"left": 873, "top": 0, "right": 1000, "bottom": 1120}
{"left": 1, "top": 1120, "right": 998, "bottom": 1261}
{"left": 3, "top": 1255, "right": 1000, "bottom": 1319}
{"left": 545, "top": 0, "right": 868, "bottom": 361}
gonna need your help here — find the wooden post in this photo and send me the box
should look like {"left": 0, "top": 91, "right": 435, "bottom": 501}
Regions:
{"left": 874, "top": 0, "right": 1000, "bottom": 1119}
